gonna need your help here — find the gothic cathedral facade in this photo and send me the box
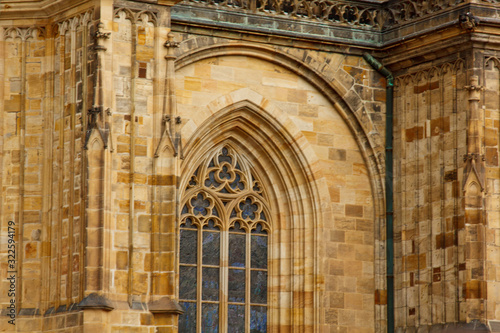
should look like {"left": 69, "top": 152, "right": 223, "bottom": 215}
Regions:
{"left": 0, "top": 0, "right": 500, "bottom": 332}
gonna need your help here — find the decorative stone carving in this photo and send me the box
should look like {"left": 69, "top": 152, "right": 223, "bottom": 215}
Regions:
{"left": 178, "top": 0, "right": 469, "bottom": 30}
{"left": 459, "top": 12, "right": 480, "bottom": 31}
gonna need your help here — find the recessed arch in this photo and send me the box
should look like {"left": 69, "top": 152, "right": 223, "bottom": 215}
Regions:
{"left": 178, "top": 97, "right": 331, "bottom": 331}
{"left": 174, "top": 43, "right": 386, "bottom": 258}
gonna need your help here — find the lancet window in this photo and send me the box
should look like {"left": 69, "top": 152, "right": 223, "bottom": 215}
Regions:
{"left": 179, "top": 146, "right": 270, "bottom": 333}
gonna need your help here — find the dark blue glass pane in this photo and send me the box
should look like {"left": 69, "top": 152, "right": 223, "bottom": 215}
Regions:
{"left": 218, "top": 147, "right": 232, "bottom": 163}
{"left": 182, "top": 217, "right": 196, "bottom": 229}
{"left": 203, "top": 231, "right": 220, "bottom": 266}
{"left": 251, "top": 235, "right": 267, "bottom": 269}
{"left": 252, "top": 223, "right": 267, "bottom": 234}
{"left": 250, "top": 270, "right": 267, "bottom": 304}
{"left": 239, "top": 198, "right": 257, "bottom": 220}
{"left": 202, "top": 303, "right": 219, "bottom": 333}
{"left": 228, "top": 269, "right": 245, "bottom": 303}
{"left": 252, "top": 180, "right": 261, "bottom": 192}
{"left": 259, "top": 212, "right": 267, "bottom": 222}
{"left": 230, "top": 173, "right": 244, "bottom": 190}
{"left": 204, "top": 219, "right": 219, "bottom": 230}
{"left": 205, "top": 171, "right": 221, "bottom": 188}
{"left": 181, "top": 204, "right": 189, "bottom": 215}
{"left": 180, "top": 229, "right": 197, "bottom": 264}
{"left": 219, "top": 165, "right": 231, "bottom": 180}
{"left": 250, "top": 306, "right": 267, "bottom": 332}
{"left": 229, "top": 234, "right": 245, "bottom": 268}
{"left": 179, "top": 266, "right": 197, "bottom": 300}
{"left": 228, "top": 304, "right": 245, "bottom": 333}
{"left": 192, "top": 193, "right": 210, "bottom": 216}
{"left": 202, "top": 267, "right": 219, "bottom": 301}
{"left": 212, "top": 207, "right": 219, "bottom": 217}
{"left": 179, "top": 302, "right": 196, "bottom": 333}
{"left": 230, "top": 221, "right": 245, "bottom": 233}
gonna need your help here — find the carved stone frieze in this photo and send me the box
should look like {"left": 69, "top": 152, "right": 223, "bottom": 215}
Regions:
{"left": 113, "top": 6, "right": 159, "bottom": 26}
{"left": 3, "top": 26, "right": 46, "bottom": 40}
{"left": 178, "top": 0, "right": 471, "bottom": 30}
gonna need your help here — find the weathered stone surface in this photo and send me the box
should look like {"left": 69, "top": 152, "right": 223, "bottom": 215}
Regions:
{"left": 1, "top": 1, "right": 500, "bottom": 333}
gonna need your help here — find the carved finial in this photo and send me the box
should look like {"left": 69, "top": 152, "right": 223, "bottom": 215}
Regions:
{"left": 464, "top": 75, "right": 484, "bottom": 92}
{"left": 459, "top": 12, "right": 479, "bottom": 32}
{"left": 94, "top": 22, "right": 110, "bottom": 51}
{"left": 164, "top": 33, "right": 180, "bottom": 48}
{"left": 96, "top": 22, "right": 111, "bottom": 40}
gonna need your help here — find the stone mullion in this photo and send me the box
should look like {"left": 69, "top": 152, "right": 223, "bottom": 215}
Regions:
{"left": 245, "top": 229, "right": 250, "bottom": 333}
{"left": 197, "top": 225, "right": 203, "bottom": 333}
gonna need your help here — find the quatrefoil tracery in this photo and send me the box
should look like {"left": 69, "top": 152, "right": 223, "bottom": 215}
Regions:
{"left": 181, "top": 145, "right": 271, "bottom": 232}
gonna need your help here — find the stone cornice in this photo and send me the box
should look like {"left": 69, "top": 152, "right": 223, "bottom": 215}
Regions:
{"left": 173, "top": 0, "right": 500, "bottom": 32}
{"left": 0, "top": 0, "right": 180, "bottom": 20}
{"left": 171, "top": 1, "right": 500, "bottom": 51}
{"left": 0, "top": 0, "right": 94, "bottom": 20}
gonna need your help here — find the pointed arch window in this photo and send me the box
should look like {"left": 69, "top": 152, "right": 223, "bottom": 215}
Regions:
{"left": 179, "top": 146, "right": 270, "bottom": 333}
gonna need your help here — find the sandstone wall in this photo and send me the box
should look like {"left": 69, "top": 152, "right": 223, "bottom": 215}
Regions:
{"left": 0, "top": 1, "right": 385, "bottom": 332}
{"left": 393, "top": 51, "right": 500, "bottom": 330}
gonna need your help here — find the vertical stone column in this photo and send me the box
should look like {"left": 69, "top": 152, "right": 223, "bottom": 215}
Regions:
{"left": 148, "top": 5, "right": 184, "bottom": 331}
{"left": 462, "top": 74, "right": 487, "bottom": 324}
{"left": 79, "top": 15, "right": 114, "bottom": 331}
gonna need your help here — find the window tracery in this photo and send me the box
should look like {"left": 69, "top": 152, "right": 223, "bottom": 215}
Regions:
{"left": 179, "top": 145, "right": 270, "bottom": 333}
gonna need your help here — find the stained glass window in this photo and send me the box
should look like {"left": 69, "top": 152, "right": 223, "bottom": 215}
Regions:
{"left": 179, "top": 145, "right": 270, "bottom": 333}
